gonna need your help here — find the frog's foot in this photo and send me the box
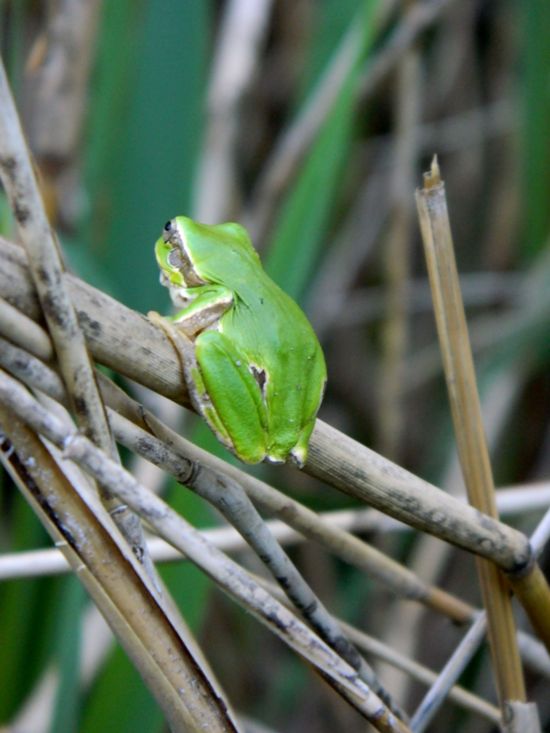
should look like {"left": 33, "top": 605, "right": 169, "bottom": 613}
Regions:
{"left": 288, "top": 421, "right": 316, "bottom": 469}
{"left": 263, "top": 439, "right": 307, "bottom": 467}
{"left": 289, "top": 448, "right": 306, "bottom": 469}
{"left": 148, "top": 310, "right": 200, "bottom": 402}
{"left": 263, "top": 454, "right": 286, "bottom": 466}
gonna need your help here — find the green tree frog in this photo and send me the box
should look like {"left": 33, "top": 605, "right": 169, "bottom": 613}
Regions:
{"left": 151, "top": 216, "right": 326, "bottom": 466}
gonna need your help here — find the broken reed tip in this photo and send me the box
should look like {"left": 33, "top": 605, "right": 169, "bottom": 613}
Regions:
{"left": 422, "top": 154, "right": 442, "bottom": 190}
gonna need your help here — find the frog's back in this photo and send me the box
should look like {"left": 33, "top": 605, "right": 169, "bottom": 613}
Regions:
{"left": 223, "top": 264, "right": 326, "bottom": 463}
{"left": 183, "top": 219, "right": 263, "bottom": 287}
{"left": 186, "top": 219, "right": 326, "bottom": 461}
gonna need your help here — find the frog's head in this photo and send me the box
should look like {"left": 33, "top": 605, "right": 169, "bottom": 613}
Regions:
{"left": 155, "top": 216, "right": 205, "bottom": 288}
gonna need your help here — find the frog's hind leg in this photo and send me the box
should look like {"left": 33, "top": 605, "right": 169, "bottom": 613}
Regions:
{"left": 195, "top": 330, "right": 269, "bottom": 464}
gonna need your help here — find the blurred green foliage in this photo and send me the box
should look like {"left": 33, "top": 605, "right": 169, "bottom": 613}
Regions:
{"left": 81, "top": 0, "right": 211, "bottom": 310}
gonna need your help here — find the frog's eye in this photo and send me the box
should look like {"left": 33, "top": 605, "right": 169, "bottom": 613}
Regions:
{"left": 162, "top": 219, "right": 176, "bottom": 243}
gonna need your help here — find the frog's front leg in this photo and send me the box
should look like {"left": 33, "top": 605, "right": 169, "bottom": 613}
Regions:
{"left": 148, "top": 284, "right": 233, "bottom": 431}
{"left": 167, "top": 285, "right": 233, "bottom": 338}
{"left": 148, "top": 311, "right": 233, "bottom": 451}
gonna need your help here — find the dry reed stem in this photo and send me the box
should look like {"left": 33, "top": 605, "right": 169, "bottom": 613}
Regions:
{"left": 508, "top": 565, "right": 550, "bottom": 653}
{"left": 0, "top": 326, "right": 500, "bottom": 630}
{"left": 411, "top": 606, "right": 540, "bottom": 730}
{"left": 0, "top": 370, "right": 409, "bottom": 732}
{"left": 2, "top": 328, "right": 549, "bottom": 706}
{"left": 415, "top": 158, "right": 550, "bottom": 709}
{"left": 0, "top": 59, "right": 112, "bottom": 455}
{"left": 0, "top": 296, "right": 52, "bottom": 361}
{"left": 0, "top": 237, "right": 534, "bottom": 573}
{"left": 1, "top": 232, "right": 548, "bottom": 724}
{"left": 0, "top": 409, "right": 241, "bottom": 733}
{"left": 251, "top": 573, "right": 500, "bottom": 726}
{"left": 0, "top": 58, "right": 151, "bottom": 575}
{"left": 3, "top": 298, "right": 549, "bottom": 689}
{"left": 120, "top": 388, "right": 405, "bottom": 717}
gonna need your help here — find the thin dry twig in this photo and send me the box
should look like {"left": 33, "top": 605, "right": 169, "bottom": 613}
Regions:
{"left": 0, "top": 330, "right": 457, "bottom": 628}
{"left": 342, "top": 619, "right": 500, "bottom": 726}
{"left": 122, "top": 409, "right": 406, "bottom": 720}
{"left": 2, "top": 234, "right": 548, "bottom": 720}
{"left": 2, "top": 480, "right": 550, "bottom": 584}
{"left": 409, "top": 614, "right": 489, "bottom": 733}
{"left": 249, "top": 571, "right": 500, "bottom": 726}
{"left": 0, "top": 63, "right": 108, "bottom": 451}
{"left": 0, "top": 331, "right": 405, "bottom": 719}
{"left": 2, "top": 331, "right": 549, "bottom": 714}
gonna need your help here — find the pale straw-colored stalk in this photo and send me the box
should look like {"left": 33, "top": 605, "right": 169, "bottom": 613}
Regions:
{"left": 415, "top": 156, "right": 550, "bottom": 722}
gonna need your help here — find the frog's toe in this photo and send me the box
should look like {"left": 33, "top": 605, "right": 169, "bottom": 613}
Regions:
{"left": 289, "top": 446, "right": 307, "bottom": 468}
{"left": 289, "top": 421, "right": 316, "bottom": 468}
{"left": 264, "top": 454, "right": 286, "bottom": 466}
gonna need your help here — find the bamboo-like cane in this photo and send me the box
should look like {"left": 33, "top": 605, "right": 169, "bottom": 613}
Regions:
{"left": 415, "top": 157, "right": 550, "bottom": 712}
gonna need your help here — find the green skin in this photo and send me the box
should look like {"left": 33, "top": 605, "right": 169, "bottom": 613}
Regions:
{"left": 154, "top": 216, "right": 326, "bottom": 466}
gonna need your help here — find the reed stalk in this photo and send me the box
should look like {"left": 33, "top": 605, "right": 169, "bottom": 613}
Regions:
{"left": 415, "top": 157, "right": 550, "bottom": 715}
